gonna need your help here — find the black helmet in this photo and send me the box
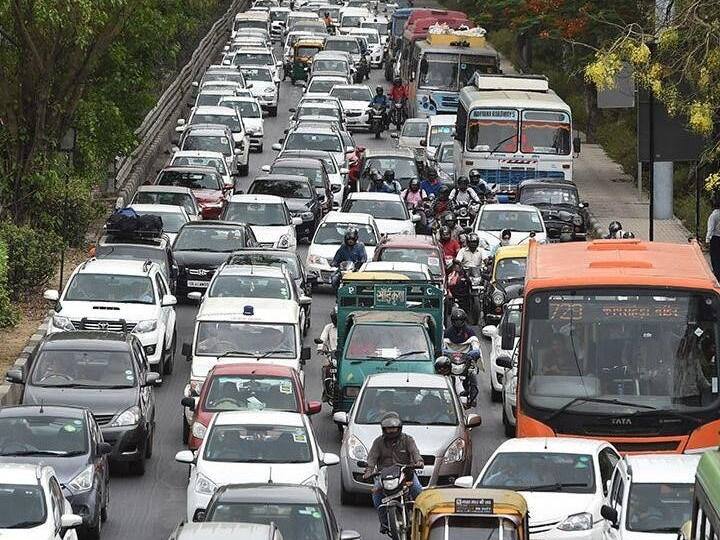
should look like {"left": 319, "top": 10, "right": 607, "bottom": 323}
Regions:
{"left": 500, "top": 228, "right": 512, "bottom": 240}
{"left": 450, "top": 307, "right": 468, "bottom": 329}
{"left": 409, "top": 178, "right": 420, "bottom": 191}
{"left": 456, "top": 176, "right": 469, "bottom": 188}
{"left": 467, "top": 232, "right": 480, "bottom": 249}
{"left": 383, "top": 170, "right": 395, "bottom": 182}
{"left": 331, "top": 305, "right": 337, "bottom": 325}
{"left": 344, "top": 228, "right": 359, "bottom": 244}
{"left": 622, "top": 231, "right": 635, "bottom": 239}
{"left": 439, "top": 225, "right": 452, "bottom": 242}
{"left": 438, "top": 184, "right": 451, "bottom": 200}
{"left": 324, "top": 11, "right": 330, "bottom": 15}
{"left": 442, "top": 212, "right": 456, "bottom": 226}
{"left": 434, "top": 356, "right": 451, "bottom": 376}
{"left": 608, "top": 221, "right": 622, "bottom": 237}
{"left": 380, "top": 412, "right": 402, "bottom": 439}
{"left": 393, "top": 76, "right": 402, "bottom": 86}
{"left": 375, "top": 86, "right": 384, "bottom": 95}
{"left": 468, "top": 169, "right": 482, "bottom": 183}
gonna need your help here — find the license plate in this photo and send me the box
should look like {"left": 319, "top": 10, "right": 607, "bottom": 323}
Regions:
{"left": 187, "top": 280, "right": 209, "bottom": 288}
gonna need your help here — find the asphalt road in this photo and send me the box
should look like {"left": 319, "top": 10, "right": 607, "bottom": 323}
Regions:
{"left": 101, "top": 56, "right": 507, "bottom": 540}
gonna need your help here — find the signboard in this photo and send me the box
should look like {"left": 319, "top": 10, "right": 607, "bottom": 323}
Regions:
{"left": 454, "top": 498, "right": 494, "bottom": 514}
{"left": 374, "top": 285, "right": 407, "bottom": 307}
{"left": 470, "top": 109, "right": 517, "bottom": 120}
{"left": 597, "top": 64, "right": 635, "bottom": 109}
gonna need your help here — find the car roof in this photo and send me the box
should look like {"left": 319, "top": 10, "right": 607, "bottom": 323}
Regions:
{"left": 365, "top": 372, "right": 449, "bottom": 388}
{"left": 172, "top": 150, "right": 226, "bottom": 159}
{"left": 378, "top": 235, "right": 438, "bottom": 249}
{"left": 77, "top": 258, "right": 155, "bottom": 275}
{"left": 217, "top": 264, "right": 287, "bottom": 278}
{"left": 174, "top": 522, "right": 275, "bottom": 540}
{"left": 228, "top": 194, "right": 285, "bottom": 204}
{"left": 160, "top": 165, "right": 219, "bottom": 175}
{"left": 213, "top": 410, "right": 305, "bottom": 426}
{"left": 180, "top": 221, "right": 249, "bottom": 230}
{"left": 493, "top": 437, "right": 609, "bottom": 455}
{"left": 331, "top": 84, "right": 371, "bottom": 91}
{"left": 309, "top": 75, "right": 348, "bottom": 81}
{"left": 347, "top": 191, "right": 403, "bottom": 202}
{"left": 41, "top": 331, "right": 132, "bottom": 351}
{"left": 0, "top": 463, "right": 44, "bottom": 485}
{"left": 291, "top": 124, "right": 338, "bottom": 134}
{"left": 428, "top": 114, "right": 456, "bottom": 126}
{"left": 220, "top": 96, "right": 260, "bottom": 104}
{"left": 481, "top": 203, "right": 539, "bottom": 213}
{"left": 365, "top": 148, "right": 415, "bottom": 158}
{"left": 128, "top": 203, "right": 186, "bottom": 214}
{"left": 253, "top": 174, "right": 311, "bottom": 185}
{"left": 624, "top": 455, "right": 701, "bottom": 484}
{"left": 299, "top": 102, "right": 340, "bottom": 109}
{"left": 518, "top": 178, "right": 577, "bottom": 189}
{"left": 214, "top": 483, "right": 322, "bottom": 505}
{"left": 0, "top": 405, "right": 87, "bottom": 418}
{"left": 209, "top": 363, "right": 296, "bottom": 377}
{"left": 322, "top": 211, "right": 373, "bottom": 224}
{"left": 361, "top": 261, "right": 430, "bottom": 273}
{"left": 136, "top": 185, "right": 193, "bottom": 195}
{"left": 197, "top": 297, "right": 300, "bottom": 323}
{"left": 184, "top": 126, "right": 232, "bottom": 136}
{"left": 193, "top": 106, "right": 238, "bottom": 115}
{"left": 272, "top": 157, "right": 324, "bottom": 168}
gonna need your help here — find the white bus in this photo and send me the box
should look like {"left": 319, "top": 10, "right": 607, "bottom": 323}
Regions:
{"left": 453, "top": 74, "right": 579, "bottom": 201}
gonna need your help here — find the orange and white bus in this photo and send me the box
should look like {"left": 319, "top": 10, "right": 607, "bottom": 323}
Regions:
{"left": 502, "top": 239, "right": 720, "bottom": 453}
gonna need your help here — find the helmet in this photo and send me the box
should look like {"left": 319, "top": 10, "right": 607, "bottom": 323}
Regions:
{"left": 375, "top": 86, "right": 384, "bottom": 95}
{"left": 450, "top": 307, "right": 468, "bottom": 329}
{"left": 393, "top": 76, "right": 402, "bottom": 86}
{"left": 409, "top": 178, "right": 420, "bottom": 191}
{"left": 608, "top": 221, "right": 622, "bottom": 237}
{"left": 324, "top": 11, "right": 329, "bottom": 15}
{"left": 369, "top": 167, "right": 383, "bottom": 183}
{"left": 456, "top": 176, "right": 469, "bottom": 188}
{"left": 438, "top": 185, "right": 451, "bottom": 200}
{"left": 468, "top": 169, "right": 482, "bottom": 184}
{"left": 344, "top": 228, "right": 359, "bottom": 244}
{"left": 622, "top": 231, "right": 635, "bottom": 239}
{"left": 439, "top": 225, "right": 452, "bottom": 242}
{"left": 442, "top": 212, "right": 456, "bottom": 226}
{"left": 383, "top": 170, "right": 395, "bottom": 182}
{"left": 330, "top": 306, "right": 337, "bottom": 325}
{"left": 500, "top": 228, "right": 512, "bottom": 241}
{"left": 380, "top": 412, "right": 402, "bottom": 439}
{"left": 434, "top": 356, "right": 451, "bottom": 376}
{"left": 467, "top": 232, "right": 480, "bottom": 249}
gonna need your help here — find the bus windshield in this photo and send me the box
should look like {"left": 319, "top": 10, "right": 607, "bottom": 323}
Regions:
{"left": 467, "top": 109, "right": 518, "bottom": 153}
{"left": 521, "top": 110, "right": 571, "bottom": 155}
{"left": 418, "top": 52, "right": 497, "bottom": 91}
{"left": 523, "top": 289, "right": 720, "bottom": 415}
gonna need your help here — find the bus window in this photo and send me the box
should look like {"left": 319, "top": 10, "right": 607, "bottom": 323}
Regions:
{"left": 467, "top": 109, "right": 518, "bottom": 153}
{"left": 521, "top": 111, "right": 571, "bottom": 155}
{"left": 419, "top": 53, "right": 458, "bottom": 91}
{"left": 459, "top": 54, "right": 498, "bottom": 86}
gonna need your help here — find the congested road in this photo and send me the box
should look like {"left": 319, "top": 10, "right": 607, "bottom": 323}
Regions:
{"left": 100, "top": 60, "right": 507, "bottom": 540}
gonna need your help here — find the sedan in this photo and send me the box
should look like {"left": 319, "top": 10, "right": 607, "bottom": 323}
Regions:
{"left": 333, "top": 372, "right": 480, "bottom": 505}
{"left": 474, "top": 203, "right": 547, "bottom": 251}
{"left": 221, "top": 194, "right": 301, "bottom": 250}
{"left": 341, "top": 192, "right": 418, "bottom": 235}
{"left": 176, "top": 411, "right": 339, "bottom": 520}
{"left": 155, "top": 166, "right": 230, "bottom": 220}
{"left": 329, "top": 85, "right": 373, "bottom": 131}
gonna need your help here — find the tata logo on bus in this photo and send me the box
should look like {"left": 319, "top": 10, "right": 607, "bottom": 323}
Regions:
{"left": 610, "top": 417, "right": 632, "bottom": 426}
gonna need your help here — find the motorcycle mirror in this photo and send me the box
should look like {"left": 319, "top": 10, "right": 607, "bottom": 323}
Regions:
{"left": 314, "top": 337, "right": 324, "bottom": 344}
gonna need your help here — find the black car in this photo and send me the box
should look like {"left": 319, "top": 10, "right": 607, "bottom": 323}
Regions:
{"left": 265, "top": 157, "right": 334, "bottom": 215}
{"left": 172, "top": 221, "right": 259, "bottom": 298}
{"left": 516, "top": 179, "right": 588, "bottom": 241}
{"left": 6, "top": 331, "right": 159, "bottom": 476}
{"left": 247, "top": 174, "right": 322, "bottom": 240}
{"left": 0, "top": 405, "right": 110, "bottom": 540}
{"left": 195, "top": 483, "right": 360, "bottom": 540}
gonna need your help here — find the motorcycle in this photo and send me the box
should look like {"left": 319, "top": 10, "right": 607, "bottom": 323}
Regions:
{"left": 368, "top": 104, "right": 386, "bottom": 139}
{"left": 314, "top": 340, "right": 337, "bottom": 407}
{"left": 451, "top": 200, "right": 479, "bottom": 230}
{"left": 442, "top": 336, "right": 483, "bottom": 409}
{"left": 356, "top": 56, "right": 370, "bottom": 82}
{"left": 389, "top": 99, "right": 406, "bottom": 130}
{"left": 445, "top": 263, "right": 483, "bottom": 324}
{"left": 331, "top": 260, "right": 356, "bottom": 291}
{"left": 369, "top": 464, "right": 419, "bottom": 540}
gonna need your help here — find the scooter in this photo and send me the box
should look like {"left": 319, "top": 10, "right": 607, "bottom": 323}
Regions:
{"left": 443, "top": 336, "right": 483, "bottom": 409}
{"left": 314, "top": 341, "right": 337, "bottom": 407}
{"left": 331, "top": 260, "right": 356, "bottom": 291}
{"left": 451, "top": 200, "right": 479, "bottom": 230}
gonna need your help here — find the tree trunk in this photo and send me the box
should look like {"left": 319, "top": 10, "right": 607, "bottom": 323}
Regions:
{"left": 584, "top": 83, "right": 598, "bottom": 142}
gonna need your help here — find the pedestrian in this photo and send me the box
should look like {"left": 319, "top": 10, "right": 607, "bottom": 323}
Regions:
{"left": 706, "top": 194, "right": 720, "bottom": 281}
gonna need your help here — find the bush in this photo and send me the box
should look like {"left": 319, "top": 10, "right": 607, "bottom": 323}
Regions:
{"left": 0, "top": 223, "right": 61, "bottom": 301}
{"left": 0, "top": 242, "right": 18, "bottom": 327}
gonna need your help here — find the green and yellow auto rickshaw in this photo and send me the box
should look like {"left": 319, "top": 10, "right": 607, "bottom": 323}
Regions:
{"left": 290, "top": 38, "right": 324, "bottom": 84}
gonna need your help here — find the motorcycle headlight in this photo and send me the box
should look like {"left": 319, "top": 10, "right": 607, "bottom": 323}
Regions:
{"left": 109, "top": 406, "right": 140, "bottom": 427}
{"left": 191, "top": 422, "right": 207, "bottom": 440}
{"left": 470, "top": 276, "right": 483, "bottom": 285}
{"left": 557, "top": 512, "right": 593, "bottom": 531}
{"left": 68, "top": 464, "right": 94, "bottom": 492}
{"left": 443, "top": 438, "right": 465, "bottom": 463}
{"left": 52, "top": 315, "right": 75, "bottom": 331}
{"left": 301, "top": 211, "right": 314, "bottom": 221}
{"left": 572, "top": 215, "right": 583, "bottom": 226}
{"left": 308, "top": 255, "right": 329, "bottom": 266}
{"left": 382, "top": 477, "right": 400, "bottom": 491}
{"left": 195, "top": 472, "right": 217, "bottom": 495}
{"left": 133, "top": 319, "right": 157, "bottom": 333}
{"left": 492, "top": 290, "right": 505, "bottom": 306}
{"left": 347, "top": 435, "right": 368, "bottom": 461}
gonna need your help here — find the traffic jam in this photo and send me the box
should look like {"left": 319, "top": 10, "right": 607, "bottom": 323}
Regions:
{"left": 1, "top": 1, "right": 718, "bottom": 540}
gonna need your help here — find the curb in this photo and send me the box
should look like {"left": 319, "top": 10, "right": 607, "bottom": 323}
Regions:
{"left": 0, "top": 314, "right": 49, "bottom": 405}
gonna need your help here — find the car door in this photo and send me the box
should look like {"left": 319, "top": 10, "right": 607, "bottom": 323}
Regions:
{"left": 48, "top": 476, "right": 66, "bottom": 540}
{"left": 604, "top": 468, "right": 624, "bottom": 540}
{"left": 155, "top": 272, "right": 175, "bottom": 348}
{"left": 88, "top": 413, "right": 109, "bottom": 506}
{"left": 132, "top": 339, "right": 155, "bottom": 424}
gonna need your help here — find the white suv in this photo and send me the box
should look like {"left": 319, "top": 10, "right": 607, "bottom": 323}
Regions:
{"left": 0, "top": 463, "right": 82, "bottom": 539}
{"left": 44, "top": 258, "right": 177, "bottom": 378}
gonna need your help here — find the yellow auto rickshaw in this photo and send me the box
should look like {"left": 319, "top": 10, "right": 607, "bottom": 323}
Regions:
{"left": 483, "top": 243, "right": 529, "bottom": 325}
{"left": 412, "top": 487, "right": 529, "bottom": 540}
{"left": 290, "top": 38, "right": 324, "bottom": 84}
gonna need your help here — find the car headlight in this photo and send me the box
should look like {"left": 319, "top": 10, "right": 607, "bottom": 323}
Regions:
{"left": 492, "top": 290, "right": 505, "bottom": 305}
{"left": 264, "top": 87, "right": 275, "bottom": 94}
{"left": 189, "top": 379, "right": 204, "bottom": 396}
{"left": 109, "top": 406, "right": 140, "bottom": 427}
{"left": 557, "top": 512, "right": 593, "bottom": 531}
{"left": 68, "top": 464, "right": 94, "bottom": 492}
{"left": 191, "top": 422, "right": 207, "bottom": 440}
{"left": 444, "top": 438, "right": 465, "bottom": 463}
{"left": 382, "top": 477, "right": 400, "bottom": 491}
{"left": 52, "top": 315, "right": 75, "bottom": 331}
{"left": 301, "top": 211, "right": 314, "bottom": 221}
{"left": 195, "top": 472, "right": 217, "bottom": 495}
{"left": 347, "top": 435, "right": 368, "bottom": 461}
{"left": 308, "top": 255, "right": 328, "bottom": 266}
{"left": 277, "top": 234, "right": 292, "bottom": 248}
{"left": 134, "top": 319, "right": 157, "bottom": 333}
{"left": 572, "top": 215, "right": 583, "bottom": 226}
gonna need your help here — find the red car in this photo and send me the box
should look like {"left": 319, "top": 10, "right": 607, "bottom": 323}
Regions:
{"left": 154, "top": 166, "right": 230, "bottom": 219}
{"left": 181, "top": 363, "right": 321, "bottom": 450}
{"left": 373, "top": 234, "right": 446, "bottom": 285}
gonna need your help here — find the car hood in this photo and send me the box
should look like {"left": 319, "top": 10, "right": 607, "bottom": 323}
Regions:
{"left": 249, "top": 81, "right": 275, "bottom": 93}
{"left": 350, "top": 424, "right": 461, "bottom": 458}
{"left": 374, "top": 218, "right": 413, "bottom": 235}
{"left": 200, "top": 461, "right": 319, "bottom": 487}
{"left": 0, "top": 454, "right": 89, "bottom": 484}
{"left": 0, "top": 528, "right": 49, "bottom": 539}
{"left": 476, "top": 230, "right": 546, "bottom": 249}
{"left": 192, "top": 356, "right": 301, "bottom": 381}
{"left": 340, "top": 99, "right": 370, "bottom": 112}
{"left": 174, "top": 250, "right": 231, "bottom": 269}
{"left": 398, "top": 136, "right": 423, "bottom": 149}
{"left": 243, "top": 118, "right": 263, "bottom": 132}
{"left": 285, "top": 198, "right": 315, "bottom": 213}
{"left": 518, "top": 490, "right": 597, "bottom": 526}
{"left": 56, "top": 301, "right": 156, "bottom": 324}
{"left": 23, "top": 386, "right": 137, "bottom": 418}
{"left": 250, "top": 225, "right": 293, "bottom": 244}
{"left": 192, "top": 189, "right": 224, "bottom": 203}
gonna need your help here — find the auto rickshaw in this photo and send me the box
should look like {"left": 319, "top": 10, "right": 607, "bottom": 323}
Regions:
{"left": 482, "top": 243, "right": 529, "bottom": 326}
{"left": 290, "top": 38, "right": 324, "bottom": 84}
{"left": 412, "top": 487, "right": 529, "bottom": 540}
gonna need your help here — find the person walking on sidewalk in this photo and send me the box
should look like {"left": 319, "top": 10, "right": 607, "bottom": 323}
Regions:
{"left": 706, "top": 195, "right": 720, "bottom": 281}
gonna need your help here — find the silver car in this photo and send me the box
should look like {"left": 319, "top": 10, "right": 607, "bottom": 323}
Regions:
{"left": 333, "top": 372, "right": 481, "bottom": 505}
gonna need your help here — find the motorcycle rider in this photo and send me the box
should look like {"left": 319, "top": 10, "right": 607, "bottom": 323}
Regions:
{"left": 468, "top": 170, "right": 492, "bottom": 202}
{"left": 388, "top": 76, "right": 409, "bottom": 124}
{"left": 401, "top": 178, "right": 428, "bottom": 232}
{"left": 323, "top": 11, "right": 334, "bottom": 31}
{"left": 443, "top": 308, "right": 481, "bottom": 408}
{"left": 439, "top": 225, "right": 461, "bottom": 260}
{"left": 491, "top": 228, "right": 512, "bottom": 256}
{"left": 605, "top": 220, "right": 623, "bottom": 239}
{"left": 317, "top": 308, "right": 338, "bottom": 401}
{"left": 455, "top": 232, "right": 485, "bottom": 270}
{"left": 449, "top": 176, "right": 481, "bottom": 207}
{"left": 431, "top": 184, "right": 452, "bottom": 216}
{"left": 421, "top": 168, "right": 443, "bottom": 198}
{"left": 331, "top": 228, "right": 367, "bottom": 289}
{"left": 441, "top": 212, "right": 465, "bottom": 242}
{"left": 369, "top": 86, "right": 391, "bottom": 128}
{"left": 368, "top": 169, "right": 401, "bottom": 193}
{"left": 363, "top": 413, "right": 424, "bottom": 535}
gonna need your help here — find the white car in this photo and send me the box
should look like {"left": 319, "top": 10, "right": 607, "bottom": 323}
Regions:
{"left": 238, "top": 64, "right": 280, "bottom": 116}
{"left": 347, "top": 28, "right": 382, "bottom": 67}
{"left": 602, "top": 454, "right": 700, "bottom": 540}
{"left": 44, "top": 258, "right": 177, "bottom": 376}
{"left": 222, "top": 194, "right": 301, "bottom": 249}
{"left": 359, "top": 261, "right": 433, "bottom": 281}
{"left": 176, "top": 411, "right": 339, "bottom": 520}
{"left": 424, "top": 114, "right": 456, "bottom": 160}
{"left": 474, "top": 203, "right": 547, "bottom": 251}
{"left": 360, "top": 16, "right": 389, "bottom": 47}
{"left": 457, "top": 437, "right": 622, "bottom": 540}
{"left": 329, "top": 84, "right": 373, "bottom": 131}
{"left": 0, "top": 463, "right": 82, "bottom": 540}
{"left": 218, "top": 96, "right": 265, "bottom": 152}
{"left": 482, "top": 297, "right": 522, "bottom": 404}
{"left": 306, "top": 211, "right": 381, "bottom": 285}
{"left": 393, "top": 118, "right": 427, "bottom": 149}
{"left": 304, "top": 75, "right": 350, "bottom": 98}
{"left": 341, "top": 192, "right": 418, "bottom": 235}
{"left": 170, "top": 150, "right": 233, "bottom": 189}
{"left": 128, "top": 203, "right": 189, "bottom": 246}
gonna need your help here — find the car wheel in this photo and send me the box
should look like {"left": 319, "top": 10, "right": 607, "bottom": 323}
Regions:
{"left": 340, "top": 479, "right": 360, "bottom": 505}
{"left": 163, "top": 330, "right": 176, "bottom": 375}
{"left": 81, "top": 513, "right": 102, "bottom": 540}
{"left": 182, "top": 412, "right": 190, "bottom": 444}
{"left": 145, "top": 424, "right": 154, "bottom": 459}
{"left": 239, "top": 161, "right": 250, "bottom": 177}
{"left": 502, "top": 406, "right": 515, "bottom": 438}
{"left": 101, "top": 481, "right": 109, "bottom": 522}
{"left": 490, "top": 384, "right": 502, "bottom": 403}
{"left": 269, "top": 106, "right": 278, "bottom": 117}
{"left": 258, "top": 144, "right": 264, "bottom": 153}
{"left": 129, "top": 455, "right": 146, "bottom": 476}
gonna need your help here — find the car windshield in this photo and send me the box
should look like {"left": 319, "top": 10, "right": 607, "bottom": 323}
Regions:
{"left": 298, "top": 106, "right": 341, "bottom": 121}
{"left": 326, "top": 39, "right": 359, "bottom": 53}
{"left": 250, "top": 179, "right": 313, "bottom": 199}
{"left": 204, "top": 424, "right": 311, "bottom": 463}
{"left": 356, "top": 386, "right": 457, "bottom": 424}
{"left": 479, "top": 452, "right": 595, "bottom": 493}
{"left": 133, "top": 192, "right": 196, "bottom": 215}
{"left": 428, "top": 516, "right": 518, "bottom": 540}
{"left": 401, "top": 121, "right": 428, "bottom": 138}
{"left": 195, "top": 322, "right": 296, "bottom": 357}
{"left": 331, "top": 87, "right": 372, "bottom": 101}
{"left": 233, "top": 52, "right": 273, "bottom": 66}
{"left": 364, "top": 157, "right": 418, "bottom": 182}
{"left": 520, "top": 186, "right": 579, "bottom": 206}
{"left": 65, "top": 274, "right": 155, "bottom": 304}
{"left": 133, "top": 210, "right": 187, "bottom": 233}
{"left": 157, "top": 170, "right": 223, "bottom": 190}
{"left": 355, "top": 32, "right": 378, "bottom": 44}
{"left": 0, "top": 485, "right": 46, "bottom": 529}
{"left": 224, "top": 202, "right": 288, "bottom": 226}
{"left": 234, "top": 20, "right": 269, "bottom": 31}
{"left": 230, "top": 253, "right": 300, "bottom": 278}
{"left": 419, "top": 52, "right": 497, "bottom": 91}
{"left": 379, "top": 248, "right": 442, "bottom": 278}
{"left": 203, "top": 375, "right": 298, "bottom": 412}
{"left": 209, "top": 275, "right": 291, "bottom": 300}
{"left": 222, "top": 100, "right": 262, "bottom": 118}
{"left": 494, "top": 257, "right": 526, "bottom": 282}
{"left": 437, "top": 144, "right": 454, "bottom": 162}
{"left": 341, "top": 16, "right": 362, "bottom": 27}
{"left": 308, "top": 79, "right": 341, "bottom": 94}
{"left": 362, "top": 22, "right": 388, "bottom": 35}
{"left": 30, "top": 350, "right": 136, "bottom": 388}
{"left": 240, "top": 67, "right": 273, "bottom": 82}
{"left": 0, "top": 416, "right": 88, "bottom": 456}
{"left": 313, "top": 59, "right": 347, "bottom": 73}
{"left": 313, "top": 222, "right": 377, "bottom": 245}
{"left": 181, "top": 135, "right": 231, "bottom": 156}
{"left": 192, "top": 114, "right": 241, "bottom": 132}
{"left": 345, "top": 324, "right": 431, "bottom": 360}
{"left": 345, "top": 199, "right": 407, "bottom": 220}
{"left": 271, "top": 10, "right": 288, "bottom": 21}
{"left": 429, "top": 125, "right": 454, "bottom": 147}
{"left": 95, "top": 244, "right": 168, "bottom": 275}
{"left": 296, "top": 45, "right": 323, "bottom": 57}
{"left": 196, "top": 93, "right": 226, "bottom": 107}
{"left": 203, "top": 72, "right": 245, "bottom": 85}
{"left": 478, "top": 209, "right": 544, "bottom": 233}
{"left": 285, "top": 133, "right": 342, "bottom": 153}
{"left": 626, "top": 483, "right": 694, "bottom": 533}
{"left": 206, "top": 502, "right": 329, "bottom": 540}
{"left": 171, "top": 155, "right": 227, "bottom": 175}
{"left": 173, "top": 227, "right": 247, "bottom": 252}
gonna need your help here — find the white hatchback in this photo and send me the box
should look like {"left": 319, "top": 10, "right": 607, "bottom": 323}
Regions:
{"left": 341, "top": 191, "right": 417, "bottom": 236}
{"left": 474, "top": 203, "right": 547, "bottom": 251}
{"left": 222, "top": 194, "right": 301, "bottom": 249}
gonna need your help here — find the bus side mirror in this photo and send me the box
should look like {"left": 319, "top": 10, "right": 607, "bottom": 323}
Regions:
{"left": 500, "top": 322, "right": 515, "bottom": 351}
{"left": 573, "top": 136, "right": 581, "bottom": 154}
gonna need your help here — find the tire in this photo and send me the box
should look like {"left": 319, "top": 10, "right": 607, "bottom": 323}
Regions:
{"left": 163, "top": 331, "right": 176, "bottom": 375}
{"left": 129, "top": 456, "right": 146, "bottom": 476}
{"left": 145, "top": 424, "right": 154, "bottom": 459}
{"left": 101, "top": 481, "right": 109, "bottom": 522}
{"left": 239, "top": 161, "right": 250, "bottom": 177}
{"left": 258, "top": 144, "right": 264, "bottom": 153}
{"left": 374, "top": 128, "right": 381, "bottom": 139}
{"left": 502, "top": 406, "right": 515, "bottom": 438}
{"left": 340, "top": 479, "right": 360, "bottom": 505}
{"left": 269, "top": 106, "right": 278, "bottom": 117}
{"left": 470, "top": 297, "right": 482, "bottom": 325}
{"left": 182, "top": 412, "right": 190, "bottom": 444}
{"left": 80, "top": 515, "right": 101, "bottom": 540}
{"left": 387, "top": 504, "right": 406, "bottom": 540}
{"left": 490, "top": 384, "right": 502, "bottom": 403}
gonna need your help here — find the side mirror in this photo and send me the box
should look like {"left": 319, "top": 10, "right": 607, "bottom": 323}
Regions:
{"left": 390, "top": 132, "right": 398, "bottom": 139}
{"left": 161, "top": 294, "right": 177, "bottom": 307}
{"left": 466, "top": 413, "right": 482, "bottom": 428}
{"left": 482, "top": 325, "right": 498, "bottom": 338}
{"left": 314, "top": 337, "right": 324, "bottom": 345}
{"left": 345, "top": 145, "right": 354, "bottom": 153}
{"left": 340, "top": 531, "right": 361, "bottom": 540}
{"left": 60, "top": 514, "right": 83, "bottom": 531}
{"left": 182, "top": 343, "right": 192, "bottom": 360}
{"left": 301, "top": 346, "right": 312, "bottom": 361}
{"left": 5, "top": 368, "right": 24, "bottom": 384}
{"left": 340, "top": 167, "right": 349, "bottom": 175}
{"left": 454, "top": 476, "right": 473, "bottom": 488}
{"left": 43, "top": 289, "right": 59, "bottom": 302}
{"left": 496, "top": 355, "right": 513, "bottom": 370}
{"left": 261, "top": 164, "right": 272, "bottom": 172}
{"left": 234, "top": 148, "right": 242, "bottom": 155}
{"left": 187, "top": 291, "right": 203, "bottom": 302}
{"left": 175, "top": 450, "right": 195, "bottom": 464}
{"left": 97, "top": 442, "right": 113, "bottom": 455}
{"left": 333, "top": 411, "right": 349, "bottom": 425}
{"left": 500, "top": 322, "right": 516, "bottom": 351}
{"left": 419, "top": 138, "right": 427, "bottom": 146}
{"left": 299, "top": 295, "right": 312, "bottom": 305}
{"left": 291, "top": 217, "right": 303, "bottom": 226}
{"left": 192, "top": 81, "right": 199, "bottom": 88}
{"left": 176, "top": 118, "right": 186, "bottom": 126}
{"left": 181, "top": 396, "right": 196, "bottom": 410}
{"left": 411, "top": 214, "right": 421, "bottom": 223}
{"left": 272, "top": 143, "right": 282, "bottom": 151}
{"left": 289, "top": 107, "right": 297, "bottom": 113}
{"left": 193, "top": 509, "right": 206, "bottom": 522}
{"left": 573, "top": 136, "right": 582, "bottom": 153}
{"left": 581, "top": 201, "right": 589, "bottom": 208}
{"left": 322, "top": 453, "right": 340, "bottom": 466}
{"left": 601, "top": 505, "right": 619, "bottom": 528}
{"left": 307, "top": 400, "right": 322, "bottom": 415}
{"left": 144, "top": 372, "right": 161, "bottom": 386}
